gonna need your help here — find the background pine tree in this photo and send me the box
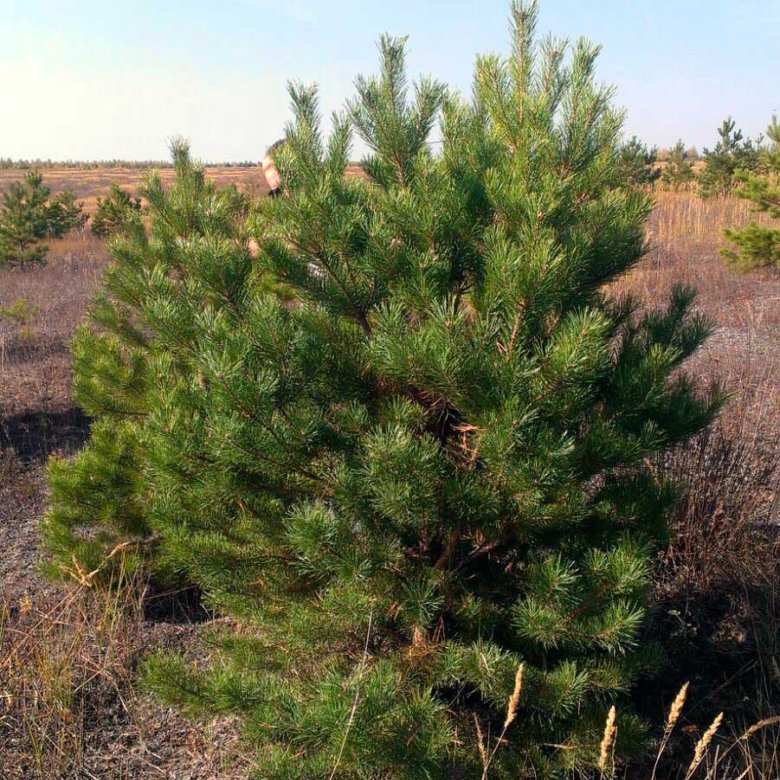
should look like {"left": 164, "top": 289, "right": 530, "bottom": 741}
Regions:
{"left": 660, "top": 141, "right": 695, "bottom": 191}
{"left": 44, "top": 142, "right": 246, "bottom": 582}
{"left": 698, "top": 117, "right": 761, "bottom": 199}
{"left": 722, "top": 115, "right": 780, "bottom": 270}
{"left": 91, "top": 182, "right": 143, "bottom": 238}
{"left": 46, "top": 4, "right": 721, "bottom": 776}
{"left": 0, "top": 171, "right": 87, "bottom": 266}
{"left": 0, "top": 172, "right": 52, "bottom": 265}
{"left": 617, "top": 136, "right": 660, "bottom": 188}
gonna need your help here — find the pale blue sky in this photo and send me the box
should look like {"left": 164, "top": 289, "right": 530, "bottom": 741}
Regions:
{"left": 2, "top": 1, "right": 778, "bottom": 161}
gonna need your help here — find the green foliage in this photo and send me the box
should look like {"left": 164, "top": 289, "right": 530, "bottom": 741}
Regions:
{"left": 47, "top": 4, "right": 721, "bottom": 776}
{"left": 0, "top": 297, "right": 38, "bottom": 326}
{"left": 0, "top": 297, "right": 38, "bottom": 344}
{"left": 46, "top": 189, "right": 89, "bottom": 237}
{"left": 43, "top": 138, "right": 248, "bottom": 585}
{"left": 0, "top": 172, "right": 51, "bottom": 265}
{"left": 660, "top": 141, "right": 695, "bottom": 191}
{"left": 723, "top": 115, "right": 780, "bottom": 270}
{"left": 0, "top": 171, "right": 87, "bottom": 266}
{"left": 698, "top": 117, "right": 761, "bottom": 199}
{"left": 617, "top": 136, "right": 660, "bottom": 187}
{"left": 91, "top": 183, "right": 142, "bottom": 238}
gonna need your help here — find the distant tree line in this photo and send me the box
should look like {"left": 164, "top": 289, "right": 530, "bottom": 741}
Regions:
{"left": 0, "top": 158, "right": 259, "bottom": 170}
{"left": 5, "top": 115, "right": 776, "bottom": 273}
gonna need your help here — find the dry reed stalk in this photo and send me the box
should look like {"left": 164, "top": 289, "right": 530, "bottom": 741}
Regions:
{"left": 598, "top": 705, "right": 617, "bottom": 778}
{"left": 685, "top": 712, "right": 724, "bottom": 780}
{"left": 667, "top": 683, "right": 690, "bottom": 731}
{"left": 651, "top": 682, "right": 690, "bottom": 780}
{"left": 474, "top": 713, "right": 488, "bottom": 770}
{"left": 478, "top": 662, "right": 525, "bottom": 780}
{"left": 739, "top": 716, "right": 780, "bottom": 742}
{"left": 503, "top": 663, "right": 524, "bottom": 731}
{"left": 327, "top": 612, "right": 373, "bottom": 780}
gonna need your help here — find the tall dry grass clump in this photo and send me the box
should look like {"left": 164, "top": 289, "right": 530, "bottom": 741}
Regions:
{"left": 651, "top": 191, "right": 774, "bottom": 248}
{"left": 0, "top": 577, "right": 143, "bottom": 779}
{"left": 645, "top": 334, "right": 779, "bottom": 780}
{"left": 654, "top": 395, "right": 779, "bottom": 596}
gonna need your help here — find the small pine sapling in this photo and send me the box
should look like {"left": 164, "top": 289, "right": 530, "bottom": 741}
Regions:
{"left": 660, "top": 141, "right": 696, "bottom": 191}
{"left": 91, "top": 183, "right": 143, "bottom": 238}
{"left": 0, "top": 172, "right": 51, "bottom": 265}
{"left": 698, "top": 117, "right": 761, "bottom": 199}
{"left": 0, "top": 171, "right": 87, "bottom": 266}
{"left": 617, "top": 136, "right": 661, "bottom": 188}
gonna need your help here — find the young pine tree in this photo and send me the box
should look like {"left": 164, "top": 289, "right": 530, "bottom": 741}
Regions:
{"left": 0, "top": 171, "right": 87, "bottom": 266}
{"left": 617, "top": 136, "right": 660, "bottom": 188}
{"left": 45, "top": 189, "right": 88, "bottom": 237}
{"left": 46, "top": 4, "right": 721, "bottom": 776}
{"left": 698, "top": 117, "right": 760, "bottom": 199}
{"left": 722, "top": 115, "right": 780, "bottom": 270}
{"left": 660, "top": 141, "right": 695, "bottom": 191}
{"left": 44, "top": 142, "right": 249, "bottom": 582}
{"left": 0, "top": 172, "right": 52, "bottom": 265}
{"left": 91, "top": 183, "right": 142, "bottom": 238}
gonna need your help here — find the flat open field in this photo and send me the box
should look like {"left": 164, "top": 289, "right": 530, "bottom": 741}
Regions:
{"left": 0, "top": 163, "right": 366, "bottom": 214}
{"left": 1, "top": 170, "right": 778, "bottom": 778}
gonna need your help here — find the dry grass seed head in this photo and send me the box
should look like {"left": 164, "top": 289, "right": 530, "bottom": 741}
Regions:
{"left": 598, "top": 705, "right": 617, "bottom": 776}
{"left": 685, "top": 712, "right": 724, "bottom": 780}
{"left": 503, "top": 663, "right": 524, "bottom": 731}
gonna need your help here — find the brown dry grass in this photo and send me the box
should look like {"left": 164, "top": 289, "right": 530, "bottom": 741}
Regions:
{"left": 0, "top": 575, "right": 252, "bottom": 779}
{"left": 0, "top": 172, "right": 778, "bottom": 777}
{"left": 627, "top": 191, "right": 780, "bottom": 780}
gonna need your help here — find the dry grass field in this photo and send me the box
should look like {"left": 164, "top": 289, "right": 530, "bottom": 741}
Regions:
{"left": 0, "top": 169, "right": 778, "bottom": 778}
